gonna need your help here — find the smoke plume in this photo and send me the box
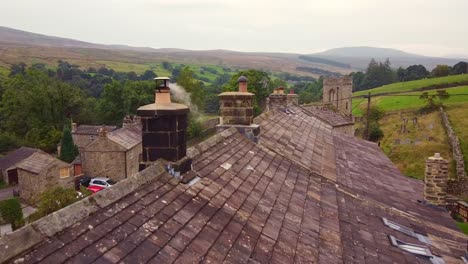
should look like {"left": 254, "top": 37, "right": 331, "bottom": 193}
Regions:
{"left": 169, "top": 83, "right": 199, "bottom": 115}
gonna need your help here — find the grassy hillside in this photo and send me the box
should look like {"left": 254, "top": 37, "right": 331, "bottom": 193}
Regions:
{"left": 353, "top": 86, "right": 468, "bottom": 116}
{"left": 378, "top": 111, "right": 454, "bottom": 179}
{"left": 354, "top": 74, "right": 468, "bottom": 96}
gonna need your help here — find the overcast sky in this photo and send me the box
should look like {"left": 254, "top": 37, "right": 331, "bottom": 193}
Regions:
{"left": 1, "top": 0, "right": 467, "bottom": 57}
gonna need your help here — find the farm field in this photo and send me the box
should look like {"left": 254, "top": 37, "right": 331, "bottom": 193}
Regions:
{"left": 352, "top": 85, "right": 468, "bottom": 116}
{"left": 378, "top": 111, "right": 454, "bottom": 179}
{"left": 354, "top": 74, "right": 468, "bottom": 96}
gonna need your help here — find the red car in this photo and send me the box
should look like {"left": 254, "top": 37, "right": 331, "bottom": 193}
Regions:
{"left": 87, "top": 185, "right": 105, "bottom": 193}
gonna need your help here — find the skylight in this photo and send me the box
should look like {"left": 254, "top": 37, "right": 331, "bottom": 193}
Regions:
{"left": 388, "top": 236, "right": 445, "bottom": 264}
{"left": 382, "top": 217, "right": 431, "bottom": 244}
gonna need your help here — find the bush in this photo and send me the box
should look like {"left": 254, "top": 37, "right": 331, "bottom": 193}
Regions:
{"left": 187, "top": 117, "right": 203, "bottom": 140}
{"left": 0, "top": 198, "right": 24, "bottom": 230}
{"left": 29, "top": 187, "right": 78, "bottom": 221}
{"left": 368, "top": 122, "right": 384, "bottom": 142}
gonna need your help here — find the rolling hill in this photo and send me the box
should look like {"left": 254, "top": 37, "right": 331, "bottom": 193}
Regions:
{"left": 310, "top": 46, "right": 463, "bottom": 70}
{"left": 0, "top": 26, "right": 465, "bottom": 78}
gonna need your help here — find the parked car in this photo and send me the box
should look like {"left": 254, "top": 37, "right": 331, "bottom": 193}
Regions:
{"left": 89, "top": 177, "right": 116, "bottom": 188}
{"left": 78, "top": 176, "right": 92, "bottom": 187}
{"left": 87, "top": 185, "right": 105, "bottom": 193}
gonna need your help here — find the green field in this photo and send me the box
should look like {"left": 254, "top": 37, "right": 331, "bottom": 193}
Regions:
{"left": 378, "top": 111, "right": 454, "bottom": 179}
{"left": 354, "top": 74, "right": 468, "bottom": 96}
{"left": 457, "top": 222, "right": 468, "bottom": 235}
{"left": 353, "top": 86, "right": 468, "bottom": 116}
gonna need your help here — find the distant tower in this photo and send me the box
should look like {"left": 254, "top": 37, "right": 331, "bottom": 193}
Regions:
{"left": 322, "top": 76, "right": 353, "bottom": 116}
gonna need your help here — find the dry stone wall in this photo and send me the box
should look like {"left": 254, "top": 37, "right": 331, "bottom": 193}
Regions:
{"left": 439, "top": 107, "right": 466, "bottom": 179}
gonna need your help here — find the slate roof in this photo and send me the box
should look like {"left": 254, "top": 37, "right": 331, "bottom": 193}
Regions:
{"left": 301, "top": 105, "right": 353, "bottom": 127}
{"left": 16, "top": 152, "right": 70, "bottom": 174}
{"left": 0, "top": 147, "right": 41, "bottom": 171}
{"left": 5, "top": 107, "right": 467, "bottom": 263}
{"left": 107, "top": 126, "right": 142, "bottom": 150}
{"left": 73, "top": 125, "right": 117, "bottom": 135}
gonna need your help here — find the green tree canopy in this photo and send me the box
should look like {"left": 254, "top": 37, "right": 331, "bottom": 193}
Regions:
{"left": 59, "top": 122, "right": 79, "bottom": 163}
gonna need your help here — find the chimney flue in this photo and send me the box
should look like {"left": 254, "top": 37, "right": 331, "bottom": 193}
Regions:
{"left": 137, "top": 77, "right": 191, "bottom": 176}
{"left": 154, "top": 77, "right": 171, "bottom": 105}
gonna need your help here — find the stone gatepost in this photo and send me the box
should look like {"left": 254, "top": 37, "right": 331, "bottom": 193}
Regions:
{"left": 424, "top": 153, "right": 449, "bottom": 206}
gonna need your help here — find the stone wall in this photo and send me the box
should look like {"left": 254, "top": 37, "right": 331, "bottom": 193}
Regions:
{"left": 323, "top": 76, "right": 353, "bottom": 116}
{"left": 18, "top": 165, "right": 74, "bottom": 204}
{"left": 125, "top": 143, "right": 142, "bottom": 178}
{"left": 424, "top": 153, "right": 449, "bottom": 206}
{"left": 201, "top": 117, "right": 220, "bottom": 134}
{"left": 82, "top": 138, "right": 127, "bottom": 181}
{"left": 439, "top": 107, "right": 466, "bottom": 180}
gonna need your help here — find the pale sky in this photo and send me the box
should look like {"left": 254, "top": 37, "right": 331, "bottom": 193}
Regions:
{"left": 2, "top": 0, "right": 467, "bottom": 57}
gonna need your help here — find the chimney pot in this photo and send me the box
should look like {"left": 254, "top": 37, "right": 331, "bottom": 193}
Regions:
{"left": 154, "top": 77, "right": 172, "bottom": 105}
{"left": 238, "top": 75, "right": 248, "bottom": 93}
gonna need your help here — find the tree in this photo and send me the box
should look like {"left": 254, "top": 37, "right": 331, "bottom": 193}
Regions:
{"left": 431, "top": 65, "right": 450, "bottom": 77}
{"left": 176, "top": 67, "right": 205, "bottom": 111}
{"left": 140, "top": 70, "right": 157, "bottom": 81}
{"left": 9, "top": 63, "right": 27, "bottom": 77}
{"left": 59, "top": 122, "right": 79, "bottom": 163}
{"left": 0, "top": 198, "right": 24, "bottom": 230}
{"left": 0, "top": 69, "right": 85, "bottom": 151}
{"left": 418, "top": 90, "right": 450, "bottom": 113}
{"left": 450, "top": 61, "right": 468, "bottom": 75}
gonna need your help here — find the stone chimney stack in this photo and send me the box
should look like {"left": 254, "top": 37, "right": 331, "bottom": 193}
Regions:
{"left": 122, "top": 115, "right": 141, "bottom": 129}
{"left": 137, "top": 77, "right": 192, "bottom": 176}
{"left": 287, "top": 89, "right": 299, "bottom": 106}
{"left": 218, "top": 76, "right": 254, "bottom": 126}
{"left": 424, "top": 153, "right": 449, "bottom": 206}
{"left": 268, "top": 87, "right": 288, "bottom": 110}
{"left": 98, "top": 126, "right": 108, "bottom": 137}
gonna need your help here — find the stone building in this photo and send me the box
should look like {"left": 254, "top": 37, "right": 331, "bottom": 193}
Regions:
{"left": 302, "top": 105, "right": 355, "bottom": 134}
{"left": 0, "top": 147, "right": 41, "bottom": 185}
{"left": 322, "top": 76, "right": 353, "bottom": 116}
{"left": 16, "top": 152, "right": 74, "bottom": 203}
{"left": 3, "top": 77, "right": 467, "bottom": 264}
{"left": 81, "top": 126, "right": 141, "bottom": 182}
{"left": 71, "top": 124, "right": 117, "bottom": 150}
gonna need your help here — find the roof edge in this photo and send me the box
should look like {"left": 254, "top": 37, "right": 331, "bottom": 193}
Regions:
{"left": 299, "top": 105, "right": 354, "bottom": 127}
{"left": 187, "top": 127, "right": 238, "bottom": 158}
{"left": 0, "top": 160, "right": 166, "bottom": 263}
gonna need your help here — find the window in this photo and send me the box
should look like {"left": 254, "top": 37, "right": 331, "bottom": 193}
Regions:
{"left": 388, "top": 236, "right": 445, "bottom": 264}
{"left": 59, "top": 167, "right": 70, "bottom": 178}
{"left": 382, "top": 217, "right": 431, "bottom": 244}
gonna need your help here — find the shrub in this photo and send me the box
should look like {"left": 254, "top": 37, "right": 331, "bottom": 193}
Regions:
{"left": 0, "top": 198, "right": 24, "bottom": 230}
{"left": 29, "top": 187, "right": 78, "bottom": 221}
{"left": 187, "top": 117, "right": 203, "bottom": 140}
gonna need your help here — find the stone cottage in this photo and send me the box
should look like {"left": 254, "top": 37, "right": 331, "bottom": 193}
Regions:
{"left": 0, "top": 147, "right": 41, "bottom": 185}
{"left": 16, "top": 152, "right": 74, "bottom": 203}
{"left": 81, "top": 126, "right": 141, "bottom": 181}
{"left": 71, "top": 124, "right": 117, "bottom": 151}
